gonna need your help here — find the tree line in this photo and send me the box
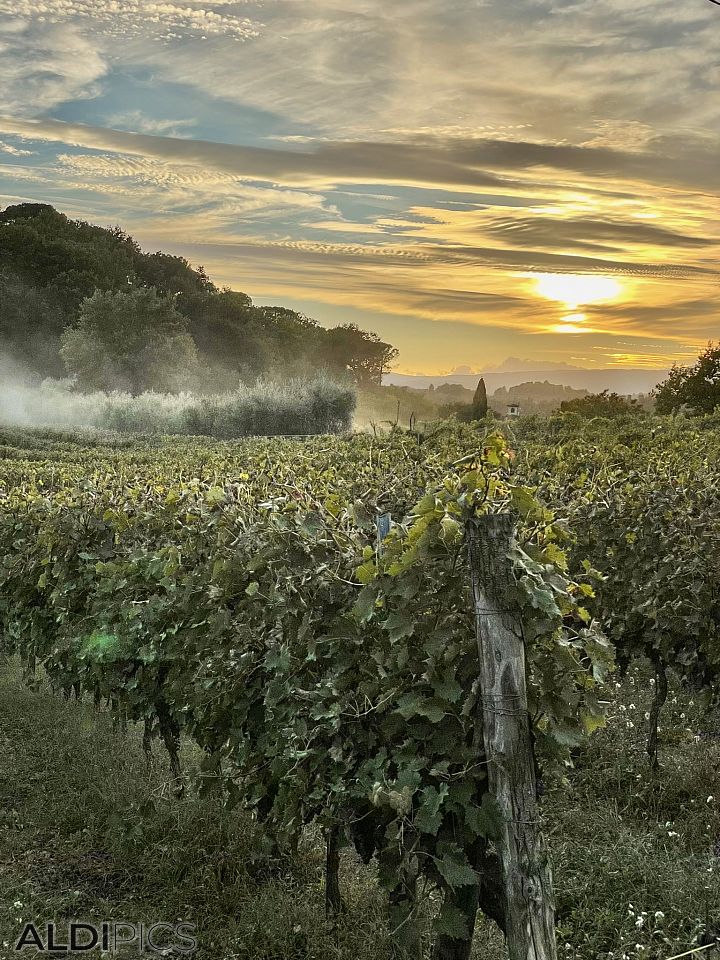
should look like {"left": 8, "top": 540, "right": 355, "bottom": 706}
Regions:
{"left": 0, "top": 203, "right": 398, "bottom": 394}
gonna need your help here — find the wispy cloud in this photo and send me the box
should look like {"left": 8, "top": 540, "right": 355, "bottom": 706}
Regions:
{"left": 0, "top": 141, "right": 36, "bottom": 157}
{"left": 2, "top": 117, "right": 719, "bottom": 195}
{"left": 0, "top": 0, "right": 719, "bottom": 371}
{"left": 0, "top": 20, "right": 106, "bottom": 114}
{"left": 105, "top": 112, "right": 197, "bottom": 138}
{"left": 0, "top": 2, "right": 260, "bottom": 41}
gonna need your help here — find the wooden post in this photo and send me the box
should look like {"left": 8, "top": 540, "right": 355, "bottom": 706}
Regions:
{"left": 646, "top": 655, "right": 668, "bottom": 770}
{"left": 466, "top": 515, "right": 557, "bottom": 960}
{"left": 325, "top": 825, "right": 345, "bottom": 917}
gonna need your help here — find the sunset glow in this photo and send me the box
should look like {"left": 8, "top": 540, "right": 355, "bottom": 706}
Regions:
{"left": 532, "top": 275, "right": 625, "bottom": 310}
{"left": 0, "top": 0, "right": 717, "bottom": 374}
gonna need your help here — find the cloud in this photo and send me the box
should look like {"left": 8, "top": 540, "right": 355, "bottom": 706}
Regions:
{"left": 2, "top": 117, "right": 719, "bottom": 198}
{"left": 0, "top": 141, "right": 36, "bottom": 157}
{"left": 427, "top": 245, "right": 714, "bottom": 280}
{"left": 580, "top": 121, "right": 656, "bottom": 153}
{"left": 483, "top": 215, "right": 717, "bottom": 252}
{"left": 0, "top": 1, "right": 260, "bottom": 41}
{"left": 105, "top": 112, "right": 197, "bottom": 138}
{"left": 0, "top": 20, "right": 106, "bottom": 114}
{"left": 0, "top": 164, "right": 49, "bottom": 183}
{"left": 39, "top": 153, "right": 345, "bottom": 240}
{"left": 0, "top": 0, "right": 718, "bottom": 371}
{"left": 102, "top": 0, "right": 720, "bottom": 145}
{"left": 0, "top": 118, "right": 523, "bottom": 190}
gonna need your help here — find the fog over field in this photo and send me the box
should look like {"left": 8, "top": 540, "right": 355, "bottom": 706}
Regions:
{"left": 0, "top": 356, "right": 355, "bottom": 438}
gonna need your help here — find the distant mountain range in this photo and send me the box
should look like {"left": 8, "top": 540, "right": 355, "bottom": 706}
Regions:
{"left": 385, "top": 367, "right": 669, "bottom": 395}
{"left": 450, "top": 358, "right": 583, "bottom": 374}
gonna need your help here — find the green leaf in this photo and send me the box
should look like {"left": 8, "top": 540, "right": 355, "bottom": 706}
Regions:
{"left": 351, "top": 500, "right": 374, "bottom": 529}
{"left": 383, "top": 610, "right": 414, "bottom": 642}
{"left": 205, "top": 487, "right": 226, "bottom": 505}
{"left": 395, "top": 695, "right": 447, "bottom": 723}
{"left": 465, "top": 793, "right": 503, "bottom": 841}
{"left": 440, "top": 516, "right": 462, "bottom": 544}
{"left": 436, "top": 846, "right": 478, "bottom": 888}
{"left": 356, "top": 560, "right": 377, "bottom": 585}
{"left": 414, "top": 784, "right": 448, "bottom": 834}
{"left": 353, "top": 585, "right": 377, "bottom": 623}
{"left": 580, "top": 711, "right": 606, "bottom": 735}
{"left": 435, "top": 903, "right": 471, "bottom": 941}
{"left": 510, "top": 486, "right": 538, "bottom": 517}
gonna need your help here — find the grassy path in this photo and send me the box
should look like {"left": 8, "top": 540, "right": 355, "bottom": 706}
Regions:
{"left": 1, "top": 659, "right": 719, "bottom": 959}
{"left": 0, "top": 661, "right": 390, "bottom": 959}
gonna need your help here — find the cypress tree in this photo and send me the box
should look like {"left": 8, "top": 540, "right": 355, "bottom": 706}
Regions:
{"left": 471, "top": 378, "right": 488, "bottom": 419}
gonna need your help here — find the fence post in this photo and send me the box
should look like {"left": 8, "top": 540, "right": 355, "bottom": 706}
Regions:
{"left": 466, "top": 515, "right": 557, "bottom": 960}
{"left": 376, "top": 513, "right": 392, "bottom": 555}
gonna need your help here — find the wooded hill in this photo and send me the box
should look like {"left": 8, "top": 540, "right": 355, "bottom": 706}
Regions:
{"left": 0, "top": 203, "right": 397, "bottom": 391}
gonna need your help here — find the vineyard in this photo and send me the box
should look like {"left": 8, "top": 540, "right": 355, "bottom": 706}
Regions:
{"left": 2, "top": 416, "right": 720, "bottom": 958}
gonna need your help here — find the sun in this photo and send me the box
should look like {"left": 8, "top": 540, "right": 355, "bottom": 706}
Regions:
{"left": 531, "top": 273, "right": 623, "bottom": 309}
{"left": 550, "top": 312, "right": 595, "bottom": 334}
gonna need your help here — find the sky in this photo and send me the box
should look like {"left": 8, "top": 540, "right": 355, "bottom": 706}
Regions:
{"left": 0, "top": 0, "right": 718, "bottom": 375}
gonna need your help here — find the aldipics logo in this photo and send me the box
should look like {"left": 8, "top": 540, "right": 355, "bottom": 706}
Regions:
{"left": 14, "top": 921, "right": 197, "bottom": 954}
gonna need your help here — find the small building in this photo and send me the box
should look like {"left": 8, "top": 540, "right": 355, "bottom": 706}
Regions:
{"left": 506, "top": 403, "right": 521, "bottom": 418}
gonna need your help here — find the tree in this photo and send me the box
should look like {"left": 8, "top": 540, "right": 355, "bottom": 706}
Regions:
{"left": 61, "top": 287, "right": 199, "bottom": 394}
{"left": 559, "top": 390, "right": 640, "bottom": 418}
{"left": 0, "top": 203, "right": 400, "bottom": 390}
{"left": 470, "top": 378, "right": 488, "bottom": 418}
{"left": 452, "top": 378, "right": 489, "bottom": 422}
{"left": 0, "top": 272, "right": 67, "bottom": 377}
{"left": 654, "top": 343, "right": 720, "bottom": 415}
{"left": 321, "top": 324, "right": 399, "bottom": 386}
{"left": 256, "top": 305, "right": 323, "bottom": 374}
{"left": 493, "top": 382, "right": 589, "bottom": 416}
{"left": 186, "top": 290, "right": 272, "bottom": 384}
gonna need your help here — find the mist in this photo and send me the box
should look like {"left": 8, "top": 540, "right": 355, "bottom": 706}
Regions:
{"left": 0, "top": 355, "right": 109, "bottom": 430}
{"left": 0, "top": 356, "right": 356, "bottom": 437}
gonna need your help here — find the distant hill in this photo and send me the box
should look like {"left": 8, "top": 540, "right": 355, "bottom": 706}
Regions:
{"left": 452, "top": 357, "right": 583, "bottom": 374}
{"left": 386, "top": 368, "right": 668, "bottom": 395}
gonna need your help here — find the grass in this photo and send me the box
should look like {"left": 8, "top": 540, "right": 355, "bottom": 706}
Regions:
{"left": 0, "top": 659, "right": 719, "bottom": 959}
{"left": 0, "top": 659, "right": 391, "bottom": 959}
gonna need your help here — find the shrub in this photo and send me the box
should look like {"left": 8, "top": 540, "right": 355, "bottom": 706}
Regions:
{"left": 0, "top": 377, "right": 356, "bottom": 438}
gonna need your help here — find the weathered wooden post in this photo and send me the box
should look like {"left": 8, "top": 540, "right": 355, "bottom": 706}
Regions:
{"left": 325, "top": 825, "right": 345, "bottom": 917}
{"left": 466, "top": 514, "right": 557, "bottom": 960}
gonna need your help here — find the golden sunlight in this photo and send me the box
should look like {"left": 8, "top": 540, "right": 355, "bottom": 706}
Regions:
{"left": 551, "top": 322, "right": 591, "bottom": 334}
{"left": 532, "top": 273, "right": 624, "bottom": 309}
{"left": 547, "top": 312, "right": 591, "bottom": 334}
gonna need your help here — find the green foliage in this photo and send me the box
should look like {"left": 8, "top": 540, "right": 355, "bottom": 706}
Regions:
{"left": 4, "top": 416, "right": 720, "bottom": 955}
{"left": 0, "top": 377, "right": 355, "bottom": 437}
{"left": 61, "top": 287, "right": 200, "bottom": 393}
{"left": 0, "top": 271, "right": 67, "bottom": 376}
{"left": 559, "top": 390, "right": 641, "bottom": 418}
{"left": 319, "top": 324, "right": 399, "bottom": 386}
{"left": 0, "top": 423, "right": 611, "bottom": 951}
{"left": 655, "top": 342, "right": 720, "bottom": 415}
{"left": 514, "top": 414, "right": 720, "bottom": 717}
{"left": 0, "top": 203, "right": 398, "bottom": 389}
{"left": 0, "top": 664, "right": 395, "bottom": 960}
{"left": 450, "top": 378, "right": 489, "bottom": 423}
